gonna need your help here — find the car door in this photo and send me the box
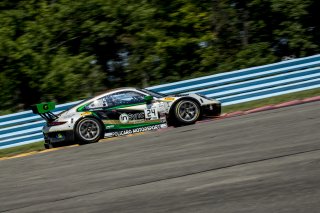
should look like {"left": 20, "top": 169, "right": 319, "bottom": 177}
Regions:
{"left": 90, "top": 90, "right": 163, "bottom": 136}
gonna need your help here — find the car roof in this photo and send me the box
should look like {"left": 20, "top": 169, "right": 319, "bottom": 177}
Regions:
{"left": 93, "top": 87, "right": 137, "bottom": 99}
{"left": 69, "top": 87, "right": 140, "bottom": 111}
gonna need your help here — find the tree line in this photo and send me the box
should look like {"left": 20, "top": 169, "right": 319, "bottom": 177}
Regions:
{"left": 0, "top": 0, "right": 319, "bottom": 113}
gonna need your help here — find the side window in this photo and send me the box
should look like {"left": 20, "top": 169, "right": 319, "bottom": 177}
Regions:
{"left": 86, "top": 98, "right": 108, "bottom": 110}
{"left": 103, "top": 91, "right": 146, "bottom": 108}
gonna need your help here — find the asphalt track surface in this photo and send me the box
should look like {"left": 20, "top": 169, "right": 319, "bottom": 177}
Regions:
{"left": 0, "top": 101, "right": 320, "bottom": 213}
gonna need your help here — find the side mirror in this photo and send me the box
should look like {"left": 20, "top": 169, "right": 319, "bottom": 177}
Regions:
{"left": 144, "top": 95, "right": 153, "bottom": 104}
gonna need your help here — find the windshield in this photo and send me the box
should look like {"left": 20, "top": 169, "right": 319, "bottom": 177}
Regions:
{"left": 139, "top": 88, "right": 166, "bottom": 98}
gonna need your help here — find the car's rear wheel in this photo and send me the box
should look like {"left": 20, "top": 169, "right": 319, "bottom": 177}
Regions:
{"left": 172, "top": 99, "right": 200, "bottom": 126}
{"left": 75, "top": 117, "right": 102, "bottom": 145}
{"left": 44, "top": 143, "right": 53, "bottom": 149}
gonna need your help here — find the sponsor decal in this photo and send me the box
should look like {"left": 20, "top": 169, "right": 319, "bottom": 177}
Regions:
{"left": 80, "top": 112, "right": 92, "bottom": 116}
{"left": 128, "top": 112, "right": 145, "bottom": 120}
{"left": 164, "top": 97, "right": 175, "bottom": 101}
{"left": 105, "top": 124, "right": 115, "bottom": 129}
{"left": 131, "top": 125, "right": 161, "bottom": 133}
{"left": 61, "top": 113, "right": 75, "bottom": 119}
{"left": 158, "top": 102, "right": 170, "bottom": 113}
{"left": 119, "top": 113, "right": 129, "bottom": 124}
{"left": 56, "top": 133, "right": 64, "bottom": 139}
{"left": 159, "top": 103, "right": 165, "bottom": 110}
{"left": 43, "top": 104, "right": 49, "bottom": 110}
{"left": 89, "top": 108, "right": 103, "bottom": 111}
{"left": 119, "top": 112, "right": 145, "bottom": 124}
{"left": 111, "top": 124, "right": 162, "bottom": 137}
{"left": 130, "top": 119, "right": 145, "bottom": 124}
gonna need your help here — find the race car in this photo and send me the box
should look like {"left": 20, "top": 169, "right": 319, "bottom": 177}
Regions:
{"left": 32, "top": 87, "right": 221, "bottom": 149}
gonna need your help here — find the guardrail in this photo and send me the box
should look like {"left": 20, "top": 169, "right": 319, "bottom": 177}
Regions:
{"left": 1, "top": 54, "right": 320, "bottom": 149}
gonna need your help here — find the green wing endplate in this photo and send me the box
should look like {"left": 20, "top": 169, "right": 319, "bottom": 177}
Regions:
{"left": 31, "top": 102, "right": 56, "bottom": 114}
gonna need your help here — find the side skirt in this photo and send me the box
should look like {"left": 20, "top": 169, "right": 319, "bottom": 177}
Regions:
{"left": 104, "top": 123, "right": 168, "bottom": 138}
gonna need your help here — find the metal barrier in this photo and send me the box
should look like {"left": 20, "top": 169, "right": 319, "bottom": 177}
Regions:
{"left": 1, "top": 54, "right": 320, "bottom": 149}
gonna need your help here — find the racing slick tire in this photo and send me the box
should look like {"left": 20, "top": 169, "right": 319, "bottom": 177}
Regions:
{"left": 75, "top": 117, "right": 103, "bottom": 145}
{"left": 44, "top": 141, "right": 60, "bottom": 149}
{"left": 171, "top": 99, "right": 201, "bottom": 126}
{"left": 44, "top": 143, "right": 54, "bottom": 149}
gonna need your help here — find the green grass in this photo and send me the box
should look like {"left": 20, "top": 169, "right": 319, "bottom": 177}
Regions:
{"left": 1, "top": 87, "right": 319, "bottom": 158}
{"left": 0, "top": 141, "right": 44, "bottom": 158}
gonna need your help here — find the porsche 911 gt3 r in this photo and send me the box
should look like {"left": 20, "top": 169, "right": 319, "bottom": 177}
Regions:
{"left": 32, "top": 87, "right": 221, "bottom": 149}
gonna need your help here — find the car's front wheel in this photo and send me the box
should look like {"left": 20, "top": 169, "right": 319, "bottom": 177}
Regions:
{"left": 171, "top": 99, "right": 201, "bottom": 126}
{"left": 75, "top": 117, "right": 103, "bottom": 145}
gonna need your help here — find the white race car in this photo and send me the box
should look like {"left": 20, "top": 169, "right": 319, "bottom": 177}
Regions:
{"left": 32, "top": 87, "right": 221, "bottom": 148}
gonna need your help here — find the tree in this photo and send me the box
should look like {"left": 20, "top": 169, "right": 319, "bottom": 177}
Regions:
{"left": 0, "top": 0, "right": 319, "bottom": 113}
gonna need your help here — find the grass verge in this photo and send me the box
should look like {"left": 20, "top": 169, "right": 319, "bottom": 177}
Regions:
{"left": 1, "top": 88, "right": 320, "bottom": 158}
{"left": 0, "top": 141, "right": 44, "bottom": 158}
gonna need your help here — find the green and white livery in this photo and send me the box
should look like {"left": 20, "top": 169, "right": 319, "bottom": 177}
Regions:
{"left": 32, "top": 87, "right": 221, "bottom": 149}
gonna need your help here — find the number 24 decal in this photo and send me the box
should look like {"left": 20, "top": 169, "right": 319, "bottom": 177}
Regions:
{"left": 145, "top": 108, "right": 158, "bottom": 119}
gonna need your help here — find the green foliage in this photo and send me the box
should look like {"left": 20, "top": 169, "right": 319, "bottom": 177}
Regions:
{"left": 0, "top": 0, "right": 319, "bottom": 113}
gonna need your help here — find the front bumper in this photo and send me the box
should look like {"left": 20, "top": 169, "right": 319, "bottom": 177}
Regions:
{"left": 202, "top": 103, "right": 221, "bottom": 116}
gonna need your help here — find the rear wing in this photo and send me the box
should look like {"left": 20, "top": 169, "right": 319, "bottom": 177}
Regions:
{"left": 31, "top": 102, "right": 58, "bottom": 122}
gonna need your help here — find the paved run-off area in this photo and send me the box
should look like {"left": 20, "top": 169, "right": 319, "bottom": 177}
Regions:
{"left": 0, "top": 101, "right": 319, "bottom": 213}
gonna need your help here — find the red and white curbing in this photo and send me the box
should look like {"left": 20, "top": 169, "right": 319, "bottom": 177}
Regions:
{"left": 221, "top": 95, "right": 320, "bottom": 119}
